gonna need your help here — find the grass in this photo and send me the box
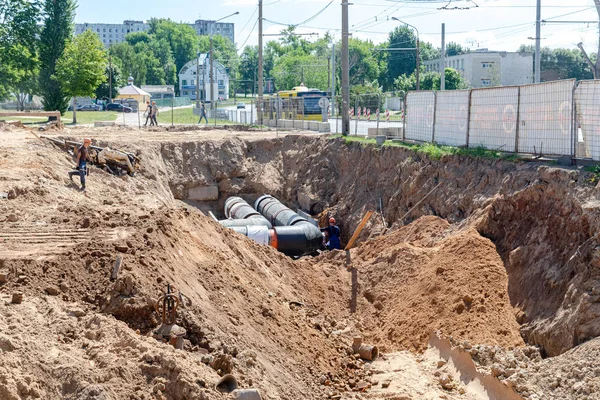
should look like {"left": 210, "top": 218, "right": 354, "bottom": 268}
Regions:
{"left": 331, "top": 134, "right": 520, "bottom": 161}
{"left": 159, "top": 107, "right": 241, "bottom": 125}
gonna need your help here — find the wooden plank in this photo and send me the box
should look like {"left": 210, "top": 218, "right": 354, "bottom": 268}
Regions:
{"left": 112, "top": 255, "right": 123, "bottom": 280}
{"left": 344, "top": 211, "right": 374, "bottom": 251}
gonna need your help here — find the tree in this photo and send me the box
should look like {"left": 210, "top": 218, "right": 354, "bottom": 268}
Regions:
{"left": 384, "top": 26, "right": 418, "bottom": 90}
{"left": 445, "top": 42, "right": 466, "bottom": 57}
{"left": 348, "top": 38, "right": 379, "bottom": 86}
{"left": 395, "top": 68, "right": 467, "bottom": 91}
{"left": 55, "top": 30, "right": 107, "bottom": 123}
{"left": 148, "top": 18, "right": 199, "bottom": 76}
{"left": 39, "top": 0, "right": 76, "bottom": 114}
{"left": 0, "top": 0, "right": 41, "bottom": 102}
{"left": 272, "top": 52, "right": 329, "bottom": 90}
{"left": 95, "top": 62, "right": 124, "bottom": 101}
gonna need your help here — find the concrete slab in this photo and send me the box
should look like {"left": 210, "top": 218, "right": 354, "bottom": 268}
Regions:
{"left": 188, "top": 185, "right": 219, "bottom": 201}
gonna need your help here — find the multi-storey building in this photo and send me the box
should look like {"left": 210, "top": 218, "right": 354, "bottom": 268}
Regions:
{"left": 75, "top": 19, "right": 235, "bottom": 47}
{"left": 424, "top": 49, "right": 534, "bottom": 88}
{"left": 179, "top": 54, "right": 230, "bottom": 102}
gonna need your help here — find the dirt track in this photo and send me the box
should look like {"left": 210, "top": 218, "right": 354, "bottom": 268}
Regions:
{"left": 2, "top": 125, "right": 600, "bottom": 399}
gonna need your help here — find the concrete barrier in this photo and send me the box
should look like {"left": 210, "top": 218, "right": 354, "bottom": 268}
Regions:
{"left": 94, "top": 121, "right": 116, "bottom": 127}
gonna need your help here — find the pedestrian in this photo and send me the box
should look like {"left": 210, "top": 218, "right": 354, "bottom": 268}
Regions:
{"left": 68, "top": 138, "right": 91, "bottom": 193}
{"left": 143, "top": 101, "right": 153, "bottom": 127}
{"left": 198, "top": 103, "right": 208, "bottom": 124}
{"left": 151, "top": 101, "right": 159, "bottom": 126}
{"left": 321, "top": 217, "right": 341, "bottom": 250}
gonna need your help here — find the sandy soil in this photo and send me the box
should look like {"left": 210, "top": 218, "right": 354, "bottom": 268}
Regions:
{"left": 2, "top": 125, "right": 600, "bottom": 400}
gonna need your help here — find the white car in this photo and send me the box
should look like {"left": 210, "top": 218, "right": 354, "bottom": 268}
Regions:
{"left": 237, "top": 102, "right": 246, "bottom": 109}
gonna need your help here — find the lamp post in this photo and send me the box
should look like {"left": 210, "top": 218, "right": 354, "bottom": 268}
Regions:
{"left": 209, "top": 12, "right": 239, "bottom": 111}
{"left": 392, "top": 17, "right": 420, "bottom": 90}
{"left": 196, "top": 51, "right": 201, "bottom": 109}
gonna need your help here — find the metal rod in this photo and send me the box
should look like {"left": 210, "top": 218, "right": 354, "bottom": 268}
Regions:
{"left": 441, "top": 23, "right": 446, "bottom": 91}
{"left": 535, "top": 0, "right": 541, "bottom": 83}
{"left": 342, "top": 0, "right": 350, "bottom": 136}
{"left": 258, "top": 0, "right": 264, "bottom": 125}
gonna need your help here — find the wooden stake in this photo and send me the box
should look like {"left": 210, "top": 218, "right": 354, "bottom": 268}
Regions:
{"left": 345, "top": 210, "right": 374, "bottom": 251}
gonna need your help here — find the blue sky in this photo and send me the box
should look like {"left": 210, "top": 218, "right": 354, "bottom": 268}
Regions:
{"left": 75, "top": 0, "right": 600, "bottom": 52}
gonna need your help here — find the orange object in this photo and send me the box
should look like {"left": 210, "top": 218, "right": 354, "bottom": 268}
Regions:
{"left": 329, "top": 217, "right": 336, "bottom": 224}
{"left": 269, "top": 229, "right": 278, "bottom": 249}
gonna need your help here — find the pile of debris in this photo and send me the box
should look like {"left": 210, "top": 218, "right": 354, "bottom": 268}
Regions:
{"left": 44, "top": 137, "right": 141, "bottom": 176}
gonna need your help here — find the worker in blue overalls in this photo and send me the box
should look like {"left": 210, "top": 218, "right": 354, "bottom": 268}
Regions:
{"left": 322, "top": 217, "right": 341, "bottom": 250}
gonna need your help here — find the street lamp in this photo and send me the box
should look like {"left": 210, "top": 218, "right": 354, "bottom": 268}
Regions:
{"left": 391, "top": 17, "right": 420, "bottom": 90}
{"left": 209, "top": 12, "right": 239, "bottom": 111}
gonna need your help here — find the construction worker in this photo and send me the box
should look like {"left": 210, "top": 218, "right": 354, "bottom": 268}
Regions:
{"left": 68, "top": 138, "right": 91, "bottom": 192}
{"left": 143, "top": 101, "right": 153, "bottom": 127}
{"left": 151, "top": 101, "right": 159, "bottom": 126}
{"left": 322, "top": 217, "right": 341, "bottom": 250}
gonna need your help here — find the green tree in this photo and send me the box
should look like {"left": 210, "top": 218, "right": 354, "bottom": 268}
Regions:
{"left": 95, "top": 62, "right": 124, "bottom": 101}
{"left": 348, "top": 38, "right": 379, "bottom": 86}
{"left": 55, "top": 30, "right": 107, "bottom": 123}
{"left": 39, "top": 0, "right": 76, "bottom": 114}
{"left": 395, "top": 68, "right": 467, "bottom": 91}
{"left": 0, "top": 0, "right": 41, "bottom": 102}
{"left": 148, "top": 18, "right": 199, "bottom": 76}
{"left": 384, "top": 26, "right": 418, "bottom": 90}
{"left": 272, "top": 52, "right": 329, "bottom": 90}
{"left": 445, "top": 42, "right": 466, "bottom": 57}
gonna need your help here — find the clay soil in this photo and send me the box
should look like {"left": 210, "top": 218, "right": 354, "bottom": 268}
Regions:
{"left": 2, "top": 125, "right": 600, "bottom": 400}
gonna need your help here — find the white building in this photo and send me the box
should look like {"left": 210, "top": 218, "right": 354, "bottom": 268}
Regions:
{"left": 179, "top": 55, "right": 229, "bottom": 102}
{"left": 424, "top": 50, "right": 534, "bottom": 88}
{"left": 75, "top": 19, "right": 234, "bottom": 47}
{"left": 190, "top": 20, "right": 235, "bottom": 44}
{"left": 75, "top": 20, "right": 149, "bottom": 47}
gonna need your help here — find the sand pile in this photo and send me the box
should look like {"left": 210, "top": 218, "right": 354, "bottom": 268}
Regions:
{"left": 333, "top": 216, "right": 525, "bottom": 352}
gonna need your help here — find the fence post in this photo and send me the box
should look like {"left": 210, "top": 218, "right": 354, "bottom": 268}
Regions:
{"left": 514, "top": 86, "right": 521, "bottom": 154}
{"left": 571, "top": 81, "right": 578, "bottom": 163}
{"left": 402, "top": 91, "right": 407, "bottom": 141}
{"left": 376, "top": 93, "right": 381, "bottom": 137}
{"left": 431, "top": 90, "right": 437, "bottom": 143}
{"left": 465, "top": 89, "right": 472, "bottom": 148}
{"left": 354, "top": 96, "right": 359, "bottom": 136}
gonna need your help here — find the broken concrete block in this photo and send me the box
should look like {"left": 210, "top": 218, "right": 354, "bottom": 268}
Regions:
{"left": 11, "top": 292, "right": 23, "bottom": 304}
{"left": 188, "top": 185, "right": 219, "bottom": 201}
{"left": 297, "top": 192, "right": 316, "bottom": 212}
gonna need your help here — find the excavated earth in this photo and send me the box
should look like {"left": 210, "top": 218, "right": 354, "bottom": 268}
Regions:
{"left": 2, "top": 124, "right": 600, "bottom": 399}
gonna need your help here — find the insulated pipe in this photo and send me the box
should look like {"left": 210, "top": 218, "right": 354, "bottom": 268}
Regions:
{"left": 254, "top": 194, "right": 323, "bottom": 256}
{"left": 222, "top": 197, "right": 272, "bottom": 229}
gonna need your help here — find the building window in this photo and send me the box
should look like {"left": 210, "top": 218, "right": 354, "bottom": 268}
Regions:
{"left": 183, "top": 91, "right": 188, "bottom": 95}
{"left": 191, "top": 79, "right": 195, "bottom": 85}
{"left": 103, "top": 28, "right": 106, "bottom": 32}
{"left": 481, "top": 79, "right": 492, "bottom": 86}
{"left": 461, "top": 59, "right": 464, "bottom": 70}
{"left": 182, "top": 80, "right": 188, "bottom": 86}
{"left": 192, "top": 91, "right": 196, "bottom": 95}
{"left": 103, "top": 34, "right": 106, "bottom": 37}
{"left": 97, "top": 28, "right": 100, "bottom": 32}
{"left": 218, "top": 80, "right": 224, "bottom": 85}
{"left": 482, "top": 62, "right": 494, "bottom": 68}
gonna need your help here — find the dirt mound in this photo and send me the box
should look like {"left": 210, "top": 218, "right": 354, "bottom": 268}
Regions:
{"left": 344, "top": 216, "right": 524, "bottom": 352}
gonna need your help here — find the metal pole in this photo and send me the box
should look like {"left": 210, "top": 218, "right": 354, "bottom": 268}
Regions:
{"left": 196, "top": 53, "right": 201, "bottom": 108}
{"left": 171, "top": 94, "right": 174, "bottom": 127}
{"left": 441, "top": 23, "right": 446, "bottom": 91}
{"left": 210, "top": 33, "right": 214, "bottom": 109}
{"left": 109, "top": 55, "right": 113, "bottom": 103}
{"left": 258, "top": 0, "right": 264, "bottom": 125}
{"left": 342, "top": 0, "right": 350, "bottom": 136}
{"left": 535, "top": 0, "right": 541, "bottom": 83}
{"left": 331, "top": 43, "right": 336, "bottom": 118}
{"left": 416, "top": 38, "right": 420, "bottom": 90}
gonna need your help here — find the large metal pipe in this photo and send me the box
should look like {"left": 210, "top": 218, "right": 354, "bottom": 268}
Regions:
{"left": 254, "top": 195, "right": 323, "bottom": 257}
{"left": 222, "top": 197, "right": 272, "bottom": 229}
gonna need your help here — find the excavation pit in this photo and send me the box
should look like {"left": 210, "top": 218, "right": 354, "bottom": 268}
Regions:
{"left": 2, "top": 125, "right": 600, "bottom": 399}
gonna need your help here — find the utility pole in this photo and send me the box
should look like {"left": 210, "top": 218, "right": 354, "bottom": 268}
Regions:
{"left": 210, "top": 33, "right": 215, "bottom": 109}
{"left": 331, "top": 43, "right": 335, "bottom": 118}
{"left": 416, "top": 38, "right": 420, "bottom": 90}
{"left": 258, "top": 0, "right": 264, "bottom": 124}
{"left": 341, "top": 0, "right": 350, "bottom": 136}
{"left": 109, "top": 55, "right": 113, "bottom": 103}
{"left": 441, "top": 23, "right": 446, "bottom": 91}
{"left": 535, "top": 0, "right": 541, "bottom": 83}
{"left": 196, "top": 52, "right": 201, "bottom": 108}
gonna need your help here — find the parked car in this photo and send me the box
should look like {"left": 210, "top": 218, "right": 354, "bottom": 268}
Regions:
{"left": 237, "top": 102, "right": 246, "bottom": 109}
{"left": 76, "top": 104, "right": 102, "bottom": 112}
{"left": 106, "top": 103, "right": 132, "bottom": 113}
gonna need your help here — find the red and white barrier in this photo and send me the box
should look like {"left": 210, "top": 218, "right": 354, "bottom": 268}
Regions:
{"left": 385, "top": 109, "right": 390, "bottom": 122}
{"left": 367, "top": 109, "right": 371, "bottom": 122}
{"left": 357, "top": 107, "right": 361, "bottom": 120}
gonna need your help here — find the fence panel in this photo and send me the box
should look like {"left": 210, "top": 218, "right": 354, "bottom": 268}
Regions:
{"left": 433, "top": 90, "right": 469, "bottom": 147}
{"left": 380, "top": 92, "right": 405, "bottom": 139}
{"left": 468, "top": 86, "right": 519, "bottom": 152}
{"left": 405, "top": 91, "right": 435, "bottom": 142}
{"left": 574, "top": 80, "right": 600, "bottom": 160}
{"left": 517, "top": 80, "right": 574, "bottom": 156}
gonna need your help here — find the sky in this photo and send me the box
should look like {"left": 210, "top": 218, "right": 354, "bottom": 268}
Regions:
{"left": 74, "top": 0, "right": 600, "bottom": 53}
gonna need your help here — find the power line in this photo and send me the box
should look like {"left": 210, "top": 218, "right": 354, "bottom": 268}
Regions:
{"left": 239, "top": 19, "right": 259, "bottom": 50}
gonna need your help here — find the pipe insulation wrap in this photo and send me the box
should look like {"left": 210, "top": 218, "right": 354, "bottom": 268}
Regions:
{"left": 223, "top": 197, "right": 272, "bottom": 229}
